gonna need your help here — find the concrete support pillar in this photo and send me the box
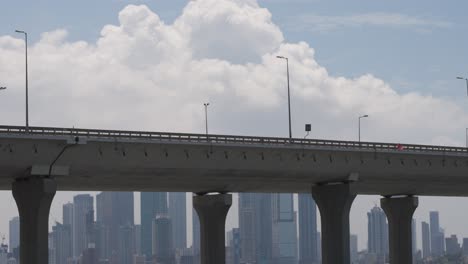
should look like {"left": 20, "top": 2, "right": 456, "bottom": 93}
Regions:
{"left": 312, "top": 184, "right": 356, "bottom": 264}
{"left": 12, "top": 177, "right": 57, "bottom": 264}
{"left": 381, "top": 196, "right": 418, "bottom": 264}
{"left": 193, "top": 193, "right": 232, "bottom": 264}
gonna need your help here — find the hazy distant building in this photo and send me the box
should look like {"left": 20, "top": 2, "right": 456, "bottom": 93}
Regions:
{"left": 227, "top": 228, "right": 240, "bottom": 264}
{"left": 430, "top": 211, "right": 445, "bottom": 256}
{"left": 298, "top": 194, "right": 318, "bottom": 264}
{"left": 73, "top": 194, "right": 94, "bottom": 257}
{"left": 63, "top": 203, "right": 73, "bottom": 227}
{"left": 141, "top": 192, "right": 168, "bottom": 260}
{"left": 445, "top": 235, "right": 460, "bottom": 256}
{"left": 192, "top": 208, "right": 200, "bottom": 254}
{"left": 422, "top": 221, "right": 431, "bottom": 258}
{"left": 135, "top": 224, "right": 142, "bottom": 255}
{"left": 119, "top": 224, "right": 136, "bottom": 264}
{"left": 52, "top": 222, "right": 72, "bottom": 264}
{"left": 462, "top": 238, "right": 468, "bottom": 256}
{"left": 272, "top": 193, "right": 298, "bottom": 264}
{"left": 169, "top": 192, "right": 187, "bottom": 251}
{"left": 96, "top": 192, "right": 134, "bottom": 259}
{"left": 412, "top": 219, "right": 417, "bottom": 262}
{"left": 350, "top": 234, "right": 358, "bottom": 264}
{"left": 152, "top": 215, "right": 175, "bottom": 264}
{"left": 8, "top": 217, "right": 19, "bottom": 254}
{"left": 238, "top": 193, "right": 273, "bottom": 264}
{"left": 367, "top": 206, "right": 388, "bottom": 256}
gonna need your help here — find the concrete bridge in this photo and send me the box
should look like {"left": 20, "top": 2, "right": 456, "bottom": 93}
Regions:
{"left": 1, "top": 125, "right": 467, "bottom": 264}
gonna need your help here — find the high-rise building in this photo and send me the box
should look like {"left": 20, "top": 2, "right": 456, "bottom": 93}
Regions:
{"left": 298, "top": 193, "right": 318, "bottom": 264}
{"left": 8, "top": 217, "right": 19, "bottom": 254}
{"left": 367, "top": 206, "right": 388, "bottom": 256}
{"left": 192, "top": 208, "right": 200, "bottom": 264}
{"left": 119, "top": 224, "right": 136, "bottom": 264}
{"left": 239, "top": 193, "right": 257, "bottom": 264}
{"left": 462, "top": 238, "right": 468, "bottom": 256}
{"left": 96, "top": 192, "right": 134, "bottom": 259}
{"left": 272, "top": 193, "right": 298, "bottom": 264}
{"left": 350, "top": 234, "right": 358, "bottom": 264}
{"left": 445, "top": 235, "right": 460, "bottom": 256}
{"left": 141, "top": 192, "right": 168, "bottom": 260}
{"left": 238, "top": 193, "right": 273, "bottom": 264}
{"left": 412, "top": 218, "right": 417, "bottom": 262}
{"left": 227, "top": 228, "right": 241, "bottom": 264}
{"left": 152, "top": 215, "right": 175, "bottom": 264}
{"left": 421, "top": 221, "right": 431, "bottom": 259}
{"left": 52, "top": 222, "right": 72, "bottom": 264}
{"left": 135, "top": 224, "right": 142, "bottom": 256}
{"left": 73, "top": 194, "right": 94, "bottom": 258}
{"left": 63, "top": 203, "right": 74, "bottom": 227}
{"left": 430, "top": 211, "right": 445, "bottom": 256}
{"left": 169, "top": 192, "right": 187, "bottom": 250}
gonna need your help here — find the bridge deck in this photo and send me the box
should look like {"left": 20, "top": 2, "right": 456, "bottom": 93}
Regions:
{"left": 1, "top": 125, "right": 467, "bottom": 196}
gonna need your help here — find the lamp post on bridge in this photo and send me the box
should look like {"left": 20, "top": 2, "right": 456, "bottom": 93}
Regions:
{"left": 277, "top": 55, "right": 292, "bottom": 139}
{"left": 358, "top": 114, "right": 368, "bottom": 143}
{"left": 465, "top": 128, "right": 468, "bottom": 148}
{"left": 15, "top": 30, "right": 29, "bottom": 133}
{"left": 204, "top": 103, "right": 210, "bottom": 135}
{"left": 457, "top": 77, "right": 468, "bottom": 96}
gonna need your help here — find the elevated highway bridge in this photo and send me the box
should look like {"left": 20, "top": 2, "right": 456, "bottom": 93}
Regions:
{"left": 1, "top": 125, "right": 466, "bottom": 264}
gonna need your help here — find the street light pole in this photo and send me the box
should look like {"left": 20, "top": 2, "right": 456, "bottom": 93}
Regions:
{"left": 15, "top": 30, "right": 29, "bottom": 132}
{"left": 358, "top": 115, "right": 369, "bottom": 142}
{"left": 277, "top": 56, "right": 292, "bottom": 139}
{"left": 204, "top": 103, "right": 209, "bottom": 135}
{"left": 465, "top": 128, "right": 468, "bottom": 148}
{"left": 457, "top": 77, "right": 468, "bottom": 96}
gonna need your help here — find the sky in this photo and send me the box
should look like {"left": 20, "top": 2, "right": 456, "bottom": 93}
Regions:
{"left": 0, "top": 0, "right": 468, "bottom": 251}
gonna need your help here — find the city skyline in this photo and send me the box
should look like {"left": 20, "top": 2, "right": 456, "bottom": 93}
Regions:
{"left": 1, "top": 0, "right": 468, "bottom": 258}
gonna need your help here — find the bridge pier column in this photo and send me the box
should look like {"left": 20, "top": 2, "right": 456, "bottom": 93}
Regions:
{"left": 312, "top": 184, "right": 356, "bottom": 264}
{"left": 381, "top": 196, "right": 418, "bottom": 264}
{"left": 193, "top": 193, "right": 232, "bottom": 264}
{"left": 12, "top": 177, "right": 56, "bottom": 264}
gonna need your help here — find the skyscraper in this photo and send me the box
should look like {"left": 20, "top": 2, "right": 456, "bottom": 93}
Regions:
{"left": 227, "top": 228, "right": 241, "bottom": 264}
{"left": 367, "top": 206, "right": 388, "bottom": 256}
{"left": 298, "top": 193, "right": 317, "bottom": 264}
{"left": 152, "top": 215, "right": 175, "bottom": 264}
{"left": 169, "top": 192, "right": 187, "bottom": 250}
{"left": 192, "top": 208, "right": 200, "bottom": 254}
{"left": 96, "top": 192, "right": 134, "bottom": 258}
{"left": 52, "top": 222, "right": 72, "bottom": 264}
{"left": 141, "top": 192, "right": 168, "bottom": 260}
{"left": 73, "top": 194, "right": 94, "bottom": 258}
{"left": 119, "top": 224, "right": 136, "bottom": 264}
{"left": 430, "top": 211, "right": 444, "bottom": 256}
{"left": 239, "top": 193, "right": 257, "bottom": 264}
{"left": 350, "top": 234, "right": 358, "bottom": 264}
{"left": 412, "top": 219, "right": 417, "bottom": 261}
{"left": 272, "top": 193, "right": 298, "bottom": 264}
{"left": 238, "top": 193, "right": 273, "bottom": 264}
{"left": 445, "top": 235, "right": 460, "bottom": 255}
{"left": 63, "top": 203, "right": 73, "bottom": 227}
{"left": 8, "top": 217, "right": 19, "bottom": 254}
{"left": 421, "top": 221, "right": 431, "bottom": 259}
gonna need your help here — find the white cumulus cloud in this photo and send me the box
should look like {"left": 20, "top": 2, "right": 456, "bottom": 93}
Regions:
{"left": 0, "top": 0, "right": 465, "bottom": 146}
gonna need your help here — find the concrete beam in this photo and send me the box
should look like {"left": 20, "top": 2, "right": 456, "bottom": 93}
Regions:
{"left": 381, "top": 196, "right": 418, "bottom": 264}
{"left": 312, "top": 184, "right": 356, "bottom": 264}
{"left": 13, "top": 177, "right": 56, "bottom": 264}
{"left": 193, "top": 193, "right": 232, "bottom": 264}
